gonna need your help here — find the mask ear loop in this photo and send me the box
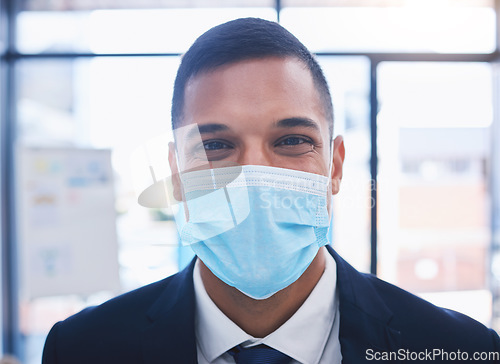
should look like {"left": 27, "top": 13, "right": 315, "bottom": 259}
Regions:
{"left": 328, "top": 137, "right": 335, "bottom": 191}
{"left": 172, "top": 141, "right": 191, "bottom": 222}
{"left": 326, "top": 137, "right": 335, "bottom": 239}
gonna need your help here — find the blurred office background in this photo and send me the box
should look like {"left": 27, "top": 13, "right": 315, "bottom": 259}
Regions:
{"left": 1, "top": 0, "right": 500, "bottom": 362}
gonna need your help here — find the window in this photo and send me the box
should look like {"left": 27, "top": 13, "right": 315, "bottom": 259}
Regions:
{"left": 319, "top": 56, "right": 371, "bottom": 272}
{"left": 1, "top": 1, "right": 499, "bottom": 362}
{"left": 377, "top": 62, "right": 493, "bottom": 325}
{"left": 281, "top": 1, "right": 496, "bottom": 53}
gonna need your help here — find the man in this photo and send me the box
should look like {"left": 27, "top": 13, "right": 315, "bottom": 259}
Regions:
{"left": 43, "top": 17, "right": 499, "bottom": 363}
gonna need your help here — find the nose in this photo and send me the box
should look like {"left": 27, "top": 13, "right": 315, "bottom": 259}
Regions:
{"left": 237, "top": 143, "right": 273, "bottom": 167}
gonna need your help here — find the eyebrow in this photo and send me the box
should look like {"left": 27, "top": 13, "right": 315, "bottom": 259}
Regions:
{"left": 274, "top": 117, "right": 321, "bottom": 132}
{"left": 183, "top": 118, "right": 319, "bottom": 140}
{"left": 185, "top": 123, "right": 230, "bottom": 140}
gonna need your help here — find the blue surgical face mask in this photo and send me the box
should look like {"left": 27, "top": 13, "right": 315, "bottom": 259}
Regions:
{"left": 175, "top": 165, "right": 331, "bottom": 300}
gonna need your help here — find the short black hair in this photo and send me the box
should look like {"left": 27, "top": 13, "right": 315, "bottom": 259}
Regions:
{"left": 171, "top": 17, "right": 333, "bottom": 137}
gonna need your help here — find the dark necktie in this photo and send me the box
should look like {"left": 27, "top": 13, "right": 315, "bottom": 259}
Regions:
{"left": 229, "top": 344, "right": 292, "bottom": 364}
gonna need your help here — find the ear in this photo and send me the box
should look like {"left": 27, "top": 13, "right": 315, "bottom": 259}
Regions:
{"left": 330, "top": 135, "right": 345, "bottom": 195}
{"left": 168, "top": 141, "right": 183, "bottom": 202}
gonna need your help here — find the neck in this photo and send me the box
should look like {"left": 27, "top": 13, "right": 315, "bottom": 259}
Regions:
{"left": 198, "top": 247, "right": 326, "bottom": 338}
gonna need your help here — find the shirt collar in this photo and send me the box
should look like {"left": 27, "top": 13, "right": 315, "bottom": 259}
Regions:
{"left": 193, "top": 247, "right": 338, "bottom": 363}
{"left": 193, "top": 260, "right": 252, "bottom": 362}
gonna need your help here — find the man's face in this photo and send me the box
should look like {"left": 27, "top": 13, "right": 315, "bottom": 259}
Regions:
{"left": 171, "top": 56, "right": 343, "bottom": 198}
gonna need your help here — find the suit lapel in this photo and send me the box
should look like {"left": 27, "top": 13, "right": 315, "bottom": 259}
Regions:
{"left": 141, "top": 258, "right": 198, "bottom": 364}
{"left": 327, "top": 246, "right": 402, "bottom": 363}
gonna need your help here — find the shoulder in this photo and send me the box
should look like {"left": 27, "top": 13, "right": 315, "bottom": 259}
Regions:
{"left": 356, "top": 270, "right": 499, "bottom": 352}
{"left": 62, "top": 274, "right": 171, "bottom": 328}
{"left": 329, "top": 246, "right": 499, "bottom": 355}
{"left": 42, "top": 266, "right": 192, "bottom": 364}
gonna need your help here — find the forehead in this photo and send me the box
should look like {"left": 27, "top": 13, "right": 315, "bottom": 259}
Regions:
{"left": 181, "top": 57, "right": 326, "bottom": 130}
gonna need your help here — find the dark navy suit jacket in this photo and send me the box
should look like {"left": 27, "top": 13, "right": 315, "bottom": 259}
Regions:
{"left": 42, "top": 246, "right": 500, "bottom": 363}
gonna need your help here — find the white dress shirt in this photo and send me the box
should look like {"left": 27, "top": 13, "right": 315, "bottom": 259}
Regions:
{"left": 193, "top": 247, "right": 342, "bottom": 364}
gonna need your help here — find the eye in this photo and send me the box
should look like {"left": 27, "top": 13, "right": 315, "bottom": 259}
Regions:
{"left": 199, "top": 139, "right": 235, "bottom": 161}
{"left": 204, "top": 140, "right": 232, "bottom": 150}
{"left": 277, "top": 136, "right": 310, "bottom": 146}
{"left": 275, "top": 135, "right": 315, "bottom": 156}
{"left": 275, "top": 135, "right": 314, "bottom": 148}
